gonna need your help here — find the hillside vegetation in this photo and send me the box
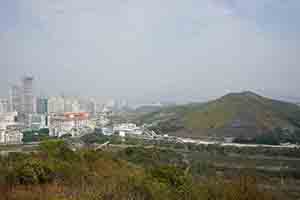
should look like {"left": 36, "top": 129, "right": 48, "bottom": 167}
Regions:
{"left": 139, "top": 91, "right": 300, "bottom": 140}
{"left": 0, "top": 140, "right": 281, "bottom": 200}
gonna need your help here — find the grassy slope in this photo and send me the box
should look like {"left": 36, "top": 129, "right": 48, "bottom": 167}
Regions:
{"left": 141, "top": 92, "right": 300, "bottom": 138}
{"left": 186, "top": 92, "right": 297, "bottom": 129}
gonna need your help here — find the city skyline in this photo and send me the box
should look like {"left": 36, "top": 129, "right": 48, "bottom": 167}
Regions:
{"left": 1, "top": 74, "right": 300, "bottom": 105}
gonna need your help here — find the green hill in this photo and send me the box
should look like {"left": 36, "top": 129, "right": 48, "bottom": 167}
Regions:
{"left": 140, "top": 91, "right": 300, "bottom": 140}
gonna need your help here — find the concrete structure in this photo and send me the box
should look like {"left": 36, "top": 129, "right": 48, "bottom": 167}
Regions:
{"left": 9, "top": 85, "right": 22, "bottom": 113}
{"left": 48, "top": 96, "right": 84, "bottom": 114}
{"left": 106, "top": 99, "right": 116, "bottom": 109}
{"left": 63, "top": 98, "right": 80, "bottom": 113}
{"left": 28, "top": 114, "right": 47, "bottom": 130}
{"left": 102, "top": 127, "right": 114, "bottom": 136}
{"left": 113, "top": 123, "right": 143, "bottom": 137}
{"left": 0, "top": 127, "right": 23, "bottom": 144}
{"left": 80, "top": 99, "right": 97, "bottom": 116}
{"left": 0, "top": 130, "right": 4, "bottom": 143}
{"left": 22, "top": 76, "right": 35, "bottom": 114}
{"left": 0, "top": 99, "right": 10, "bottom": 113}
{"left": 64, "top": 99, "right": 73, "bottom": 113}
{"left": 48, "top": 96, "right": 65, "bottom": 113}
{"left": 96, "top": 115, "right": 110, "bottom": 127}
{"left": 89, "top": 99, "right": 97, "bottom": 116}
{"left": 36, "top": 97, "right": 48, "bottom": 114}
{"left": 71, "top": 100, "right": 81, "bottom": 112}
{"left": 0, "top": 112, "right": 24, "bottom": 144}
{"left": 48, "top": 112, "right": 89, "bottom": 137}
{"left": 0, "top": 112, "right": 18, "bottom": 129}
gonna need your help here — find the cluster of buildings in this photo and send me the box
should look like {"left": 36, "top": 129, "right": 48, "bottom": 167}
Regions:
{"left": 0, "top": 76, "right": 94, "bottom": 144}
{"left": 0, "top": 76, "right": 133, "bottom": 145}
{"left": 0, "top": 76, "right": 36, "bottom": 144}
{"left": 0, "top": 112, "right": 23, "bottom": 144}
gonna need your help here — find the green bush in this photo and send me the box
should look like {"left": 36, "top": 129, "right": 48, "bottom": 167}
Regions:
{"left": 14, "top": 159, "right": 54, "bottom": 185}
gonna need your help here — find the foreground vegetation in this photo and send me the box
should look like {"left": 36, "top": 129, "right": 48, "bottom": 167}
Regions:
{"left": 0, "top": 140, "right": 286, "bottom": 200}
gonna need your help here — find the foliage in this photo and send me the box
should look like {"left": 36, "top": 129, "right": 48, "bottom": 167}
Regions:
{"left": 118, "top": 147, "right": 185, "bottom": 168}
{"left": 13, "top": 159, "right": 54, "bottom": 185}
{"left": 0, "top": 142, "right": 287, "bottom": 200}
{"left": 234, "top": 128, "right": 300, "bottom": 145}
{"left": 81, "top": 133, "right": 123, "bottom": 145}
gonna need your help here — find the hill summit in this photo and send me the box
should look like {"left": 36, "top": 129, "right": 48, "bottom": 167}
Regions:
{"left": 140, "top": 91, "right": 300, "bottom": 139}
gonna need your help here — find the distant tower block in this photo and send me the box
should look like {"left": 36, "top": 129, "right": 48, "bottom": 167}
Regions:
{"left": 22, "top": 76, "right": 35, "bottom": 114}
{"left": 9, "top": 85, "right": 22, "bottom": 113}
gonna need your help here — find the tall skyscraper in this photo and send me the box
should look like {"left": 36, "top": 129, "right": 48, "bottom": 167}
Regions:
{"left": 0, "top": 99, "right": 10, "bottom": 113}
{"left": 9, "top": 85, "right": 22, "bottom": 113}
{"left": 22, "top": 76, "right": 35, "bottom": 114}
{"left": 36, "top": 97, "right": 48, "bottom": 114}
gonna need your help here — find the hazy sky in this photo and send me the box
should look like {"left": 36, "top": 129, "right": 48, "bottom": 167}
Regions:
{"left": 1, "top": 0, "right": 300, "bottom": 103}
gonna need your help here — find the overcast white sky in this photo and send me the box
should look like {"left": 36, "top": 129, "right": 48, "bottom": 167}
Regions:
{"left": 1, "top": 0, "right": 300, "bottom": 103}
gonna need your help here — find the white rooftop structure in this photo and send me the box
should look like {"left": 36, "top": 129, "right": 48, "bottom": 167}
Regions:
{"left": 113, "top": 123, "right": 143, "bottom": 137}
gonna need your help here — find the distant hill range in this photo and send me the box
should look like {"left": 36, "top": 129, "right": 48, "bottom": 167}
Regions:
{"left": 139, "top": 91, "right": 300, "bottom": 140}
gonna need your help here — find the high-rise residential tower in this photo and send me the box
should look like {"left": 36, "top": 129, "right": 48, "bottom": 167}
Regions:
{"left": 0, "top": 99, "right": 10, "bottom": 113}
{"left": 9, "top": 85, "right": 22, "bottom": 113}
{"left": 36, "top": 97, "right": 48, "bottom": 114}
{"left": 22, "top": 76, "right": 35, "bottom": 114}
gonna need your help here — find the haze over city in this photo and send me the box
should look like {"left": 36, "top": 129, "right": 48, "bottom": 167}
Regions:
{"left": 1, "top": 0, "right": 300, "bottom": 103}
{"left": 2, "top": 1, "right": 300, "bottom": 199}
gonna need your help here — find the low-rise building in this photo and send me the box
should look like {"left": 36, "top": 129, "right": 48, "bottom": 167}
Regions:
{"left": 0, "top": 124, "right": 23, "bottom": 144}
{"left": 0, "top": 112, "right": 18, "bottom": 129}
{"left": 102, "top": 127, "right": 114, "bottom": 136}
{"left": 113, "top": 123, "right": 143, "bottom": 137}
{"left": 28, "top": 114, "right": 47, "bottom": 130}
{"left": 48, "top": 112, "right": 89, "bottom": 137}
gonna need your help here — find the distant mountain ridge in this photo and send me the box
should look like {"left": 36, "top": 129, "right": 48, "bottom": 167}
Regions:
{"left": 139, "top": 91, "right": 300, "bottom": 139}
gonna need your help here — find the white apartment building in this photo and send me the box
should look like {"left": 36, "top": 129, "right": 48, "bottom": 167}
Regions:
{"left": 48, "top": 96, "right": 65, "bottom": 113}
{"left": 48, "top": 112, "right": 89, "bottom": 137}
{"left": 72, "top": 100, "right": 81, "bottom": 112}
{"left": 0, "top": 99, "right": 10, "bottom": 113}
{"left": 64, "top": 99, "right": 73, "bottom": 112}
{"left": 0, "top": 112, "right": 18, "bottom": 129}
{"left": 0, "top": 130, "right": 4, "bottom": 143}
{"left": 0, "top": 112, "right": 24, "bottom": 144}
{"left": 0, "top": 128, "right": 23, "bottom": 144}
{"left": 9, "top": 85, "right": 22, "bottom": 113}
{"left": 79, "top": 98, "right": 97, "bottom": 116}
{"left": 48, "top": 96, "right": 83, "bottom": 113}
